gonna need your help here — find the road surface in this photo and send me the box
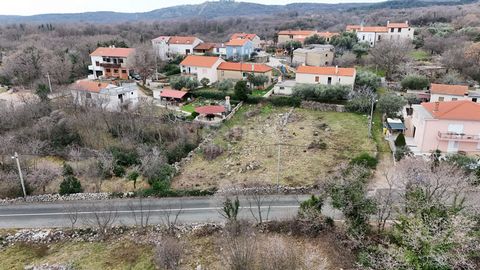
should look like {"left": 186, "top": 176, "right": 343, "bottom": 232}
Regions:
{"left": 0, "top": 195, "right": 343, "bottom": 229}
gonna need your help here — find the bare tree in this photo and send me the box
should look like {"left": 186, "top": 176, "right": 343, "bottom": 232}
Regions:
{"left": 368, "top": 39, "right": 413, "bottom": 80}
{"left": 243, "top": 186, "right": 275, "bottom": 224}
{"left": 222, "top": 226, "right": 257, "bottom": 270}
{"left": 63, "top": 203, "right": 80, "bottom": 229}
{"left": 159, "top": 200, "right": 183, "bottom": 234}
{"left": 374, "top": 172, "right": 396, "bottom": 232}
{"left": 127, "top": 194, "right": 152, "bottom": 232}
{"left": 154, "top": 236, "right": 183, "bottom": 270}
{"left": 83, "top": 202, "right": 119, "bottom": 239}
{"left": 258, "top": 236, "right": 305, "bottom": 270}
{"left": 127, "top": 44, "right": 156, "bottom": 85}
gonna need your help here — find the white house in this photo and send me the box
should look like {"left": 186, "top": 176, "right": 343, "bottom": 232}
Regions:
{"left": 346, "top": 21, "right": 414, "bottom": 47}
{"left": 429, "top": 83, "right": 470, "bottom": 102}
{"left": 295, "top": 65, "right": 356, "bottom": 89}
{"left": 152, "top": 36, "right": 203, "bottom": 60}
{"left": 88, "top": 47, "right": 135, "bottom": 80}
{"left": 179, "top": 55, "right": 225, "bottom": 84}
{"left": 70, "top": 80, "right": 139, "bottom": 111}
{"left": 213, "top": 43, "right": 227, "bottom": 58}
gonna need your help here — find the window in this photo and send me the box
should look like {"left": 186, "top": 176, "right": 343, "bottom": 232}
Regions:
{"left": 325, "top": 62, "right": 329, "bottom": 65}
{"left": 102, "top": 57, "right": 107, "bottom": 61}
{"left": 119, "top": 59, "right": 124, "bottom": 64}
{"left": 95, "top": 61, "right": 100, "bottom": 66}
{"left": 106, "top": 68, "right": 111, "bottom": 73}
{"left": 398, "top": 28, "right": 402, "bottom": 33}
{"left": 438, "top": 97, "right": 445, "bottom": 101}
{"left": 473, "top": 98, "right": 478, "bottom": 102}
{"left": 114, "top": 69, "right": 119, "bottom": 73}
{"left": 327, "top": 77, "right": 332, "bottom": 85}
{"left": 390, "top": 28, "right": 394, "bottom": 33}
{"left": 122, "top": 70, "right": 127, "bottom": 74}
{"left": 86, "top": 93, "right": 92, "bottom": 99}
{"left": 378, "top": 35, "right": 381, "bottom": 41}
{"left": 362, "top": 35, "right": 365, "bottom": 41}
{"left": 315, "top": 76, "right": 319, "bottom": 82}
{"left": 106, "top": 58, "right": 111, "bottom": 63}
{"left": 408, "top": 28, "right": 411, "bottom": 31}
{"left": 131, "top": 92, "right": 134, "bottom": 95}
{"left": 186, "top": 49, "right": 191, "bottom": 54}
{"left": 325, "top": 54, "right": 328, "bottom": 57}
{"left": 280, "top": 87, "right": 285, "bottom": 90}
{"left": 452, "top": 98, "right": 458, "bottom": 101}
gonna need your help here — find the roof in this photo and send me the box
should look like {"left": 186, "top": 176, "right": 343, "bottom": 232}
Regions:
{"left": 230, "top": 33, "right": 258, "bottom": 41}
{"left": 160, "top": 89, "right": 187, "bottom": 99}
{"left": 152, "top": 36, "right": 170, "bottom": 43}
{"left": 346, "top": 25, "right": 388, "bottom": 32}
{"left": 422, "top": 100, "right": 480, "bottom": 121}
{"left": 90, "top": 47, "right": 135, "bottom": 58}
{"left": 296, "top": 66, "right": 356, "bottom": 77}
{"left": 194, "top": 43, "right": 215, "bottom": 50}
{"left": 195, "top": 105, "right": 225, "bottom": 114}
{"left": 430, "top": 83, "right": 469, "bottom": 96}
{"left": 217, "top": 62, "right": 272, "bottom": 73}
{"left": 180, "top": 55, "right": 222, "bottom": 68}
{"left": 214, "top": 43, "right": 226, "bottom": 48}
{"left": 168, "top": 36, "right": 198, "bottom": 45}
{"left": 225, "top": 39, "right": 250, "bottom": 46}
{"left": 278, "top": 30, "right": 316, "bottom": 36}
{"left": 71, "top": 80, "right": 112, "bottom": 93}
{"left": 346, "top": 25, "right": 362, "bottom": 31}
{"left": 317, "top": 32, "right": 339, "bottom": 38}
{"left": 387, "top": 22, "right": 409, "bottom": 28}
{"left": 387, "top": 118, "right": 406, "bottom": 130}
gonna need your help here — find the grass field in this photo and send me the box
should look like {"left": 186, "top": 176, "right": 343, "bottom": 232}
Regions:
{"left": 0, "top": 231, "right": 353, "bottom": 270}
{"left": 173, "top": 104, "right": 376, "bottom": 189}
{"left": 410, "top": 49, "right": 431, "bottom": 61}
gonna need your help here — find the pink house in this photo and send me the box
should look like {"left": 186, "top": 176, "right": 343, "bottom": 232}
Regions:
{"left": 404, "top": 100, "right": 480, "bottom": 154}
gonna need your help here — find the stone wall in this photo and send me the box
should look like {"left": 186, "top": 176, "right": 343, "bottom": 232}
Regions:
{"left": 301, "top": 101, "right": 346, "bottom": 112}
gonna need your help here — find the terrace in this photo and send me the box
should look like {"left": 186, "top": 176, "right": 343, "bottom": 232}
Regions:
{"left": 437, "top": 132, "right": 480, "bottom": 142}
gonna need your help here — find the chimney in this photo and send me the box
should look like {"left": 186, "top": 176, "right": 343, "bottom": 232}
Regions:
{"left": 335, "top": 65, "right": 339, "bottom": 74}
{"left": 434, "top": 102, "right": 440, "bottom": 112}
{"left": 387, "top": 20, "right": 390, "bottom": 26}
{"left": 251, "top": 64, "right": 254, "bottom": 72}
{"left": 405, "top": 20, "right": 409, "bottom": 25}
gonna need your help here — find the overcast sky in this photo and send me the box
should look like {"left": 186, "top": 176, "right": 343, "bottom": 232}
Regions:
{"left": 2, "top": 0, "right": 384, "bottom": 16}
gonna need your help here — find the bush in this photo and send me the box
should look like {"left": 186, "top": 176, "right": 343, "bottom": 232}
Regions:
{"left": 355, "top": 70, "right": 381, "bottom": 90}
{"left": 234, "top": 80, "right": 249, "bottom": 101}
{"left": 154, "top": 236, "right": 182, "bottom": 270}
{"left": 395, "top": 146, "right": 412, "bottom": 161}
{"left": 268, "top": 96, "right": 301, "bottom": 107}
{"left": 59, "top": 163, "right": 83, "bottom": 195}
{"left": 377, "top": 93, "right": 407, "bottom": 118}
{"left": 299, "top": 195, "right": 324, "bottom": 217}
{"left": 218, "top": 79, "right": 235, "bottom": 92}
{"left": 147, "top": 164, "right": 174, "bottom": 186}
{"left": 191, "top": 90, "right": 230, "bottom": 100}
{"left": 394, "top": 133, "right": 406, "bottom": 147}
{"left": 245, "top": 95, "right": 265, "bottom": 104}
{"left": 292, "top": 84, "right": 351, "bottom": 102}
{"left": 200, "top": 77, "right": 210, "bottom": 87}
{"left": 350, "top": 153, "right": 378, "bottom": 169}
{"left": 112, "top": 164, "right": 126, "bottom": 177}
{"left": 401, "top": 74, "right": 430, "bottom": 90}
{"left": 110, "top": 147, "right": 140, "bottom": 167}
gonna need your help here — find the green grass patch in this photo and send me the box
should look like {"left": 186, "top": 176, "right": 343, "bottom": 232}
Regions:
{"left": 356, "top": 66, "right": 386, "bottom": 78}
{"left": 181, "top": 103, "right": 195, "bottom": 113}
{"left": 410, "top": 49, "right": 431, "bottom": 61}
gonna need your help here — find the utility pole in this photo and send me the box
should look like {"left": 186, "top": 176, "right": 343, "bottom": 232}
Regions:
{"left": 46, "top": 72, "right": 53, "bottom": 93}
{"left": 368, "top": 97, "right": 376, "bottom": 138}
{"left": 276, "top": 143, "right": 281, "bottom": 192}
{"left": 12, "top": 152, "right": 27, "bottom": 199}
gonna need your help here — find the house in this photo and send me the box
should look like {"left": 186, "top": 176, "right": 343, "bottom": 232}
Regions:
{"left": 70, "top": 80, "right": 139, "bottom": 111}
{"left": 152, "top": 36, "right": 203, "bottom": 60}
{"left": 317, "top": 32, "right": 339, "bottom": 43}
{"left": 88, "top": 47, "right": 135, "bottom": 80}
{"left": 153, "top": 87, "right": 188, "bottom": 104}
{"left": 295, "top": 66, "right": 356, "bottom": 89}
{"left": 217, "top": 62, "right": 273, "bottom": 87}
{"left": 193, "top": 43, "right": 216, "bottom": 55}
{"left": 179, "top": 55, "right": 224, "bottom": 84}
{"left": 429, "top": 83, "right": 469, "bottom": 102}
{"left": 346, "top": 21, "right": 414, "bottom": 47}
{"left": 273, "top": 80, "right": 297, "bottom": 96}
{"left": 278, "top": 30, "right": 317, "bottom": 44}
{"left": 230, "top": 33, "right": 262, "bottom": 49}
{"left": 225, "top": 39, "right": 254, "bottom": 60}
{"left": 404, "top": 100, "right": 480, "bottom": 154}
{"left": 292, "top": 45, "right": 335, "bottom": 67}
{"left": 213, "top": 43, "right": 227, "bottom": 58}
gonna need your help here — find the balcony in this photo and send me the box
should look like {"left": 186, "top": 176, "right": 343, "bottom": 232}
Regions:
{"left": 437, "top": 132, "right": 480, "bottom": 142}
{"left": 100, "top": 63, "right": 121, "bottom": 68}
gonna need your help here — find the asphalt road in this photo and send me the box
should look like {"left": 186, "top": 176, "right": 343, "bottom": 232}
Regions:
{"left": 0, "top": 195, "right": 343, "bottom": 229}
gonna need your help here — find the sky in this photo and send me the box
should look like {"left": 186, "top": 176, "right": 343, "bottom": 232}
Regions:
{"left": 1, "top": 0, "right": 384, "bottom": 16}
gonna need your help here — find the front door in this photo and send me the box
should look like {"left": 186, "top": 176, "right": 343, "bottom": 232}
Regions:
{"left": 448, "top": 141, "right": 459, "bottom": 153}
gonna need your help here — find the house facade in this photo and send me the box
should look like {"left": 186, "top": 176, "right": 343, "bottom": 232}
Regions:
{"left": 213, "top": 43, "right": 227, "bottom": 58}
{"left": 217, "top": 62, "right": 273, "bottom": 87}
{"left": 152, "top": 36, "right": 203, "bottom": 60}
{"left": 346, "top": 21, "right": 414, "bottom": 47}
{"left": 278, "top": 30, "right": 317, "bottom": 44}
{"left": 429, "top": 83, "right": 469, "bottom": 102}
{"left": 179, "top": 55, "right": 224, "bottom": 84}
{"left": 404, "top": 101, "right": 480, "bottom": 154}
{"left": 88, "top": 47, "right": 135, "bottom": 80}
{"left": 292, "top": 45, "right": 335, "bottom": 67}
{"left": 193, "top": 43, "right": 215, "bottom": 55}
{"left": 295, "top": 66, "right": 356, "bottom": 89}
{"left": 70, "top": 80, "right": 139, "bottom": 111}
{"left": 225, "top": 39, "right": 254, "bottom": 60}
{"left": 230, "top": 33, "right": 262, "bottom": 49}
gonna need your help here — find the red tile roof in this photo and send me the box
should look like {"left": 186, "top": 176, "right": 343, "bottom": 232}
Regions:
{"left": 317, "top": 32, "right": 339, "bottom": 38}
{"left": 160, "top": 89, "right": 187, "bottom": 99}
{"left": 180, "top": 55, "right": 222, "bottom": 68}
{"left": 90, "top": 47, "right": 135, "bottom": 58}
{"left": 422, "top": 101, "right": 480, "bottom": 121}
{"left": 195, "top": 105, "right": 225, "bottom": 114}
{"left": 217, "top": 62, "right": 272, "bottom": 73}
{"left": 346, "top": 25, "right": 362, "bottom": 31}
{"left": 387, "top": 22, "right": 409, "bottom": 28}
{"left": 430, "top": 83, "right": 469, "bottom": 96}
{"left": 230, "top": 33, "right": 258, "bottom": 41}
{"left": 225, "top": 39, "right": 250, "bottom": 46}
{"left": 346, "top": 25, "right": 388, "bottom": 32}
{"left": 168, "top": 36, "right": 199, "bottom": 45}
{"left": 72, "top": 80, "right": 111, "bottom": 93}
{"left": 278, "top": 30, "right": 316, "bottom": 36}
{"left": 194, "top": 43, "right": 215, "bottom": 50}
{"left": 296, "top": 66, "right": 356, "bottom": 77}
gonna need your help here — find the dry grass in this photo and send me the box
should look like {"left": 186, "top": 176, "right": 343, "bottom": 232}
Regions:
{"left": 173, "top": 104, "right": 375, "bottom": 189}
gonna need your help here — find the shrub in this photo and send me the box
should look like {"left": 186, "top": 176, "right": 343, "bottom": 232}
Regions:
{"left": 394, "top": 133, "right": 406, "bottom": 147}
{"left": 154, "top": 236, "right": 182, "bottom": 270}
{"left": 377, "top": 93, "right": 407, "bottom": 118}
{"left": 401, "top": 74, "right": 430, "bottom": 90}
{"left": 245, "top": 95, "right": 265, "bottom": 104}
{"left": 127, "top": 171, "right": 139, "bottom": 189}
{"left": 299, "top": 195, "right": 324, "bottom": 217}
{"left": 147, "top": 164, "right": 174, "bottom": 186}
{"left": 395, "top": 146, "right": 412, "bottom": 161}
{"left": 110, "top": 147, "right": 140, "bottom": 167}
{"left": 59, "top": 163, "right": 83, "bottom": 195}
{"left": 292, "top": 84, "right": 350, "bottom": 102}
{"left": 191, "top": 90, "right": 230, "bottom": 100}
{"left": 200, "top": 77, "right": 210, "bottom": 87}
{"left": 355, "top": 70, "right": 381, "bottom": 90}
{"left": 218, "top": 79, "right": 235, "bottom": 92}
{"left": 112, "top": 164, "right": 126, "bottom": 177}
{"left": 234, "top": 80, "right": 249, "bottom": 101}
{"left": 221, "top": 197, "right": 240, "bottom": 222}
{"left": 268, "top": 96, "right": 301, "bottom": 107}
{"left": 350, "top": 153, "right": 378, "bottom": 169}
{"left": 203, "top": 143, "right": 224, "bottom": 160}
